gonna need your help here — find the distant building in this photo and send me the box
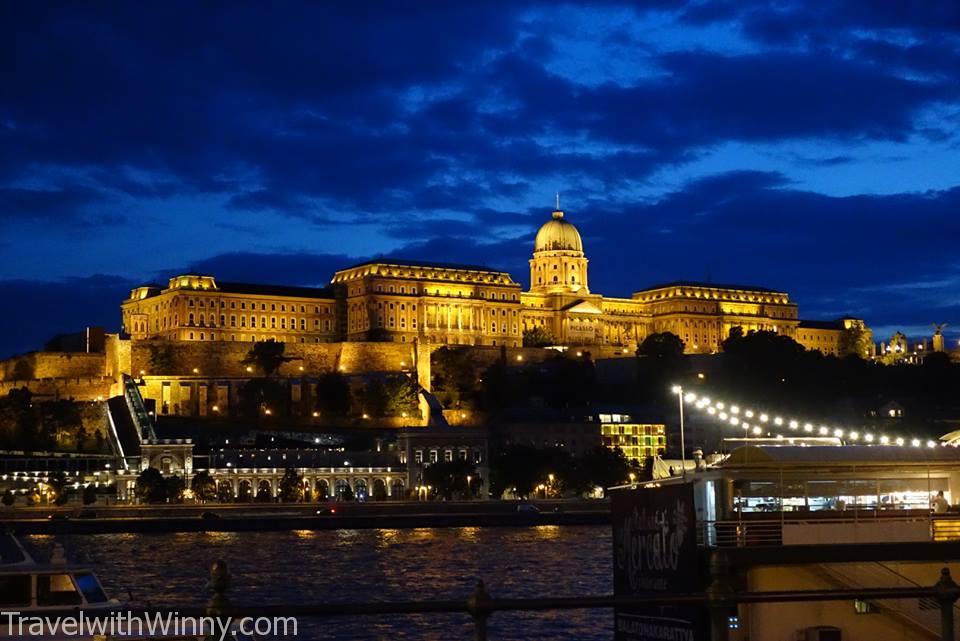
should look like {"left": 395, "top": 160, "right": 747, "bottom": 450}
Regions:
{"left": 795, "top": 317, "right": 873, "bottom": 357}
{"left": 598, "top": 412, "right": 666, "bottom": 464}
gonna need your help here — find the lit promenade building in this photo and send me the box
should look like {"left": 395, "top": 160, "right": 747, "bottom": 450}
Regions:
{"left": 120, "top": 207, "right": 866, "bottom": 355}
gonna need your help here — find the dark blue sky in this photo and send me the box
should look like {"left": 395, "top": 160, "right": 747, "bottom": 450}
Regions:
{"left": 2, "top": 2, "right": 960, "bottom": 357}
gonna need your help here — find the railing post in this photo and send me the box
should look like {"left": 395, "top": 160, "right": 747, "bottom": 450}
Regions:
{"left": 935, "top": 567, "right": 958, "bottom": 641}
{"left": 206, "top": 560, "right": 231, "bottom": 641}
{"left": 467, "top": 579, "right": 492, "bottom": 641}
{"left": 706, "top": 552, "right": 733, "bottom": 641}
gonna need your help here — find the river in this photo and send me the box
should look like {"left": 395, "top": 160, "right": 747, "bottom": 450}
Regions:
{"left": 25, "top": 525, "right": 612, "bottom": 640}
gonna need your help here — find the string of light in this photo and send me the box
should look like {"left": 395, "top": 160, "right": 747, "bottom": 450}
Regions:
{"left": 673, "top": 386, "right": 943, "bottom": 449}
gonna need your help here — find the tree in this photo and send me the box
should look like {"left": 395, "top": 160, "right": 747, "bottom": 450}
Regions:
{"left": 1, "top": 490, "right": 15, "bottom": 507}
{"left": 48, "top": 470, "right": 69, "bottom": 505}
{"left": 135, "top": 467, "right": 167, "bottom": 503}
{"left": 165, "top": 475, "right": 186, "bottom": 503}
{"left": 217, "top": 482, "right": 234, "bottom": 503}
{"left": 490, "top": 444, "right": 548, "bottom": 499}
{"left": 81, "top": 484, "right": 97, "bottom": 505}
{"left": 575, "top": 447, "right": 631, "bottom": 496}
{"left": 242, "top": 340, "right": 295, "bottom": 377}
{"left": 278, "top": 468, "right": 305, "bottom": 502}
{"left": 838, "top": 325, "right": 872, "bottom": 359}
{"left": 256, "top": 481, "right": 273, "bottom": 502}
{"left": 315, "top": 372, "right": 352, "bottom": 416}
{"left": 523, "top": 326, "right": 556, "bottom": 348}
{"left": 359, "top": 375, "right": 419, "bottom": 417}
{"left": 190, "top": 471, "right": 217, "bottom": 502}
{"left": 237, "top": 378, "right": 288, "bottom": 418}
{"left": 431, "top": 347, "right": 480, "bottom": 409}
{"left": 422, "top": 459, "right": 477, "bottom": 500}
{"left": 638, "top": 332, "right": 685, "bottom": 360}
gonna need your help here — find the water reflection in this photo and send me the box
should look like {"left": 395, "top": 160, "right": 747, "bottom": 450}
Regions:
{"left": 24, "top": 526, "right": 612, "bottom": 640}
{"left": 533, "top": 525, "right": 561, "bottom": 540}
{"left": 457, "top": 526, "right": 480, "bottom": 541}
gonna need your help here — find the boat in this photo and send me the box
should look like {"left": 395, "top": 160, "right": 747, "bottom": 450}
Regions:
{"left": 0, "top": 534, "right": 119, "bottom": 612}
{"left": 0, "top": 534, "right": 257, "bottom": 640}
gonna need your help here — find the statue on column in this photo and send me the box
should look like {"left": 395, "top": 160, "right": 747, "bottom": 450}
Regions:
{"left": 933, "top": 323, "right": 948, "bottom": 353}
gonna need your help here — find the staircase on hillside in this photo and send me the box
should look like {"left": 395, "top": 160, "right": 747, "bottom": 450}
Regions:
{"left": 105, "top": 375, "right": 157, "bottom": 468}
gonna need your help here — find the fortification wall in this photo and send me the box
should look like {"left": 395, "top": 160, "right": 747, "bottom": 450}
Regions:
{"left": 128, "top": 340, "right": 419, "bottom": 378}
{"left": 0, "top": 352, "right": 107, "bottom": 381}
{"left": 0, "top": 377, "right": 114, "bottom": 401}
{"left": 104, "top": 334, "right": 131, "bottom": 379}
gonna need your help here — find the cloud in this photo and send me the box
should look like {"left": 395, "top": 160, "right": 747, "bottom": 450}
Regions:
{"left": 1, "top": 2, "right": 959, "bottom": 353}
{"left": 0, "top": 186, "right": 118, "bottom": 225}
{"left": 0, "top": 275, "right": 136, "bottom": 359}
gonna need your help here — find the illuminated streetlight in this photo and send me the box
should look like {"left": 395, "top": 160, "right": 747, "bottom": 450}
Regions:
{"left": 671, "top": 385, "right": 687, "bottom": 480}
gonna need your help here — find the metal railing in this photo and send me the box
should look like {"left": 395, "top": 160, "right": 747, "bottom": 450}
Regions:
{"left": 123, "top": 375, "right": 157, "bottom": 441}
{"left": 164, "top": 561, "right": 960, "bottom": 641}
{"left": 699, "top": 514, "right": 960, "bottom": 547}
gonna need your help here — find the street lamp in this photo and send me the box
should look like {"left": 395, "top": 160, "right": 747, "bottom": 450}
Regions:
{"left": 671, "top": 385, "right": 687, "bottom": 480}
{"left": 466, "top": 475, "right": 472, "bottom": 500}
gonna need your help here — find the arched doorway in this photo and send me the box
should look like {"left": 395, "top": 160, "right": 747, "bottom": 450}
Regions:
{"left": 372, "top": 479, "right": 387, "bottom": 501}
{"left": 315, "top": 479, "right": 329, "bottom": 501}
{"left": 238, "top": 480, "right": 252, "bottom": 502}
{"left": 256, "top": 480, "right": 272, "bottom": 502}
{"left": 216, "top": 481, "right": 234, "bottom": 503}
{"left": 390, "top": 479, "right": 405, "bottom": 500}
{"left": 354, "top": 479, "right": 368, "bottom": 502}
{"left": 334, "top": 479, "right": 351, "bottom": 501}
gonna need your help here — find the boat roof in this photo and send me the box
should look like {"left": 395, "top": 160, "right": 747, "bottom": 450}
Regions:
{"left": 722, "top": 445, "right": 960, "bottom": 466}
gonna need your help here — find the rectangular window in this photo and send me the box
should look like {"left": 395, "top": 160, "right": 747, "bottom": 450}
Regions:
{"left": 414, "top": 450, "right": 423, "bottom": 464}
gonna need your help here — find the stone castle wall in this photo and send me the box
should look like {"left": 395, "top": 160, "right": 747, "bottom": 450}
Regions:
{"left": 0, "top": 377, "right": 114, "bottom": 401}
{"left": 128, "top": 340, "right": 419, "bottom": 378}
{"left": 0, "top": 352, "right": 107, "bottom": 381}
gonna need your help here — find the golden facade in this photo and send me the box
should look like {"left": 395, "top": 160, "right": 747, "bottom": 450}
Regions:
{"left": 521, "top": 207, "right": 803, "bottom": 353}
{"left": 122, "top": 275, "right": 337, "bottom": 344}
{"left": 122, "top": 208, "right": 865, "bottom": 356}
{"left": 330, "top": 260, "right": 523, "bottom": 346}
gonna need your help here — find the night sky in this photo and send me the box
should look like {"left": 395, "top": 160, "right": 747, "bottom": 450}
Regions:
{"left": 2, "top": 2, "right": 960, "bottom": 358}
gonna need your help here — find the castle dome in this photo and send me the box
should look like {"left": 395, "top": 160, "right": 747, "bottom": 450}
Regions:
{"left": 534, "top": 210, "right": 583, "bottom": 253}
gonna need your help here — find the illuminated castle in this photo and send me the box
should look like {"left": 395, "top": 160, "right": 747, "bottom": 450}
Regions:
{"left": 122, "top": 207, "right": 867, "bottom": 356}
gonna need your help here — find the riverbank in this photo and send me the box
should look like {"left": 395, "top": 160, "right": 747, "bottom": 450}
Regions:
{"left": 2, "top": 499, "right": 610, "bottom": 534}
